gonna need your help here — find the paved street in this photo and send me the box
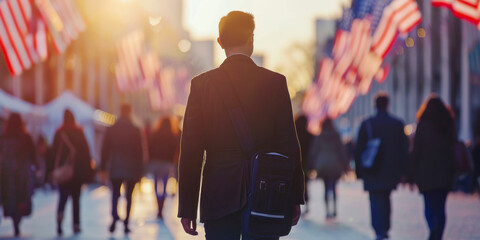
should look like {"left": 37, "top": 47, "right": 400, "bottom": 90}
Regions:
{"left": 0, "top": 178, "right": 479, "bottom": 240}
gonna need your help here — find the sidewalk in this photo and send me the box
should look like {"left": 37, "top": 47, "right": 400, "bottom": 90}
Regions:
{"left": 0, "top": 179, "right": 479, "bottom": 239}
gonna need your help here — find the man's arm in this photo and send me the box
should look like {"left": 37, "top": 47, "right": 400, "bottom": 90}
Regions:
{"left": 177, "top": 77, "right": 206, "bottom": 221}
{"left": 398, "top": 121, "right": 409, "bottom": 178}
{"left": 274, "top": 76, "right": 305, "bottom": 205}
{"left": 354, "top": 121, "right": 367, "bottom": 178}
{"left": 100, "top": 128, "right": 111, "bottom": 172}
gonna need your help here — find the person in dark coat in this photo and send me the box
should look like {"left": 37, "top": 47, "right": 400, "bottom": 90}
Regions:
{"left": 308, "top": 117, "right": 349, "bottom": 220}
{"left": 101, "top": 104, "right": 144, "bottom": 234}
{"left": 355, "top": 92, "right": 408, "bottom": 240}
{"left": 0, "top": 113, "right": 36, "bottom": 237}
{"left": 50, "top": 109, "right": 93, "bottom": 235}
{"left": 412, "top": 95, "right": 456, "bottom": 240}
{"left": 473, "top": 134, "right": 480, "bottom": 192}
{"left": 148, "top": 116, "right": 180, "bottom": 219}
{"left": 178, "top": 11, "right": 304, "bottom": 239}
{"left": 295, "top": 114, "right": 314, "bottom": 213}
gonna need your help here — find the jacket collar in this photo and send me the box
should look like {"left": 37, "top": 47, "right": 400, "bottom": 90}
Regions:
{"left": 376, "top": 110, "right": 389, "bottom": 117}
{"left": 220, "top": 54, "right": 256, "bottom": 67}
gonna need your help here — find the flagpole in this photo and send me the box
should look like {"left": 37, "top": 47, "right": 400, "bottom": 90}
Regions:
{"left": 459, "top": 21, "right": 471, "bottom": 141}
{"left": 407, "top": 32, "right": 418, "bottom": 124}
{"left": 35, "top": 62, "right": 44, "bottom": 104}
{"left": 12, "top": 75, "right": 21, "bottom": 98}
{"left": 57, "top": 53, "right": 65, "bottom": 96}
{"left": 73, "top": 53, "right": 82, "bottom": 97}
{"left": 397, "top": 49, "right": 407, "bottom": 121}
{"left": 422, "top": 0, "right": 432, "bottom": 102}
{"left": 99, "top": 53, "right": 108, "bottom": 111}
{"left": 87, "top": 51, "right": 96, "bottom": 106}
{"left": 440, "top": 8, "right": 450, "bottom": 105}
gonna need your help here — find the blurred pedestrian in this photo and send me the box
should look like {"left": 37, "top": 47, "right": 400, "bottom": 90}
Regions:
{"left": 35, "top": 135, "right": 49, "bottom": 188}
{"left": 355, "top": 92, "right": 409, "bottom": 240}
{"left": 473, "top": 134, "right": 480, "bottom": 192}
{"left": 412, "top": 95, "right": 456, "bottom": 240}
{"left": 101, "top": 104, "right": 144, "bottom": 234}
{"left": 295, "top": 114, "right": 314, "bottom": 213}
{"left": 49, "top": 109, "right": 93, "bottom": 235}
{"left": 308, "top": 117, "right": 349, "bottom": 220}
{"left": 0, "top": 113, "right": 36, "bottom": 237}
{"left": 148, "top": 116, "right": 180, "bottom": 219}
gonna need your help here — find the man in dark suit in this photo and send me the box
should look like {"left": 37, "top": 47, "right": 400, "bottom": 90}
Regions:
{"left": 100, "top": 104, "right": 144, "bottom": 234}
{"left": 178, "top": 11, "right": 304, "bottom": 240}
{"left": 355, "top": 92, "right": 409, "bottom": 240}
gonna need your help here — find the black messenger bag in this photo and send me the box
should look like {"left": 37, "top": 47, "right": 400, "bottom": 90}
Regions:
{"left": 211, "top": 68, "right": 295, "bottom": 238}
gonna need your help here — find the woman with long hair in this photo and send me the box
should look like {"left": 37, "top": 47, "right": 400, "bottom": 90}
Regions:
{"left": 0, "top": 113, "right": 36, "bottom": 236}
{"left": 148, "top": 116, "right": 180, "bottom": 219}
{"left": 49, "top": 109, "right": 93, "bottom": 235}
{"left": 308, "top": 117, "right": 349, "bottom": 220}
{"left": 413, "top": 95, "right": 455, "bottom": 240}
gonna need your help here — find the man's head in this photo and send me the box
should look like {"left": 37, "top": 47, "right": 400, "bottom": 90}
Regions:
{"left": 217, "top": 11, "right": 255, "bottom": 56}
{"left": 375, "top": 91, "right": 389, "bottom": 112}
{"left": 120, "top": 103, "right": 132, "bottom": 118}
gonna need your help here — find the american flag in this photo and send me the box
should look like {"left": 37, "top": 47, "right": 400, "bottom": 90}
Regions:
{"left": 0, "top": 0, "right": 49, "bottom": 76}
{"left": 304, "top": 0, "right": 422, "bottom": 124}
{"left": 371, "top": 0, "right": 422, "bottom": 58}
{"left": 0, "top": 0, "right": 84, "bottom": 76}
{"left": 35, "top": 0, "right": 85, "bottom": 54}
{"left": 116, "top": 30, "right": 144, "bottom": 92}
{"left": 432, "top": 0, "right": 480, "bottom": 28}
{"left": 148, "top": 66, "right": 178, "bottom": 111}
{"left": 332, "top": 8, "right": 353, "bottom": 62}
{"left": 115, "top": 30, "right": 159, "bottom": 93}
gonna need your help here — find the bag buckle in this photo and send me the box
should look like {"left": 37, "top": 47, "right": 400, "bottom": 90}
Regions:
{"left": 279, "top": 183, "right": 286, "bottom": 193}
{"left": 259, "top": 180, "right": 267, "bottom": 191}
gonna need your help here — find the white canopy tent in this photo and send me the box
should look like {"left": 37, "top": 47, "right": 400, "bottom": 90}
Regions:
{"left": 0, "top": 88, "right": 36, "bottom": 117}
{"left": 0, "top": 89, "right": 45, "bottom": 135}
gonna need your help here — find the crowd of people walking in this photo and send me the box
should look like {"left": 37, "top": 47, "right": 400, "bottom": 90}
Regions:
{"left": 296, "top": 92, "right": 477, "bottom": 240}
{"left": 0, "top": 104, "right": 181, "bottom": 237}
{"left": 0, "top": 95, "right": 478, "bottom": 239}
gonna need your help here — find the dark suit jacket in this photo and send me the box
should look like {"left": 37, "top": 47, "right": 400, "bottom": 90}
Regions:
{"left": 178, "top": 55, "right": 304, "bottom": 222}
{"left": 101, "top": 117, "right": 144, "bottom": 182}
{"left": 354, "top": 111, "right": 408, "bottom": 191}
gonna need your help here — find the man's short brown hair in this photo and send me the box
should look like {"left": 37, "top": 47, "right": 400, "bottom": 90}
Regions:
{"left": 218, "top": 11, "right": 255, "bottom": 48}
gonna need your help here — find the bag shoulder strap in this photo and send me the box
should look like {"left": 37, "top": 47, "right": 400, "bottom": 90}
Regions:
{"left": 365, "top": 118, "right": 374, "bottom": 140}
{"left": 210, "top": 67, "right": 255, "bottom": 157}
{"left": 54, "top": 133, "right": 65, "bottom": 168}
{"left": 54, "top": 131, "right": 76, "bottom": 168}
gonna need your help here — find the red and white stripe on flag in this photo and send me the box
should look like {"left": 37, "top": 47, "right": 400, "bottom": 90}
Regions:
{"left": 115, "top": 30, "right": 149, "bottom": 93}
{"left": 35, "top": 0, "right": 85, "bottom": 54}
{"left": 0, "top": 0, "right": 34, "bottom": 75}
{"left": 35, "top": 0, "right": 66, "bottom": 53}
{"left": 453, "top": 0, "right": 480, "bottom": 23}
{"left": 372, "top": 0, "right": 422, "bottom": 58}
{"left": 432, "top": 0, "right": 480, "bottom": 28}
{"left": 332, "top": 30, "right": 350, "bottom": 62}
{"left": 0, "top": 0, "right": 48, "bottom": 76}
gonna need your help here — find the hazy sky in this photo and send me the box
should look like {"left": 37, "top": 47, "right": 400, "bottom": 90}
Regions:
{"left": 184, "top": 0, "right": 350, "bottom": 69}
